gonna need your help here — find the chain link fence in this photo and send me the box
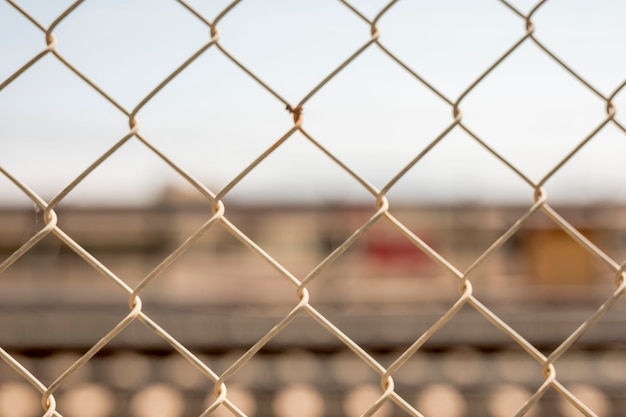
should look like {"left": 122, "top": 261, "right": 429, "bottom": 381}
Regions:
{"left": 1, "top": 0, "right": 626, "bottom": 416}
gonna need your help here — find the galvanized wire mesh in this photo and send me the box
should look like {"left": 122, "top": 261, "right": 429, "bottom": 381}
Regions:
{"left": 1, "top": 0, "right": 626, "bottom": 416}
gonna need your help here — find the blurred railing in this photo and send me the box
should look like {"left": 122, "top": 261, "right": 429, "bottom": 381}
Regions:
{"left": 1, "top": 1, "right": 626, "bottom": 416}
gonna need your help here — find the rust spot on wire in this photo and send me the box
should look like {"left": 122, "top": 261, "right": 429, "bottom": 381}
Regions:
{"left": 286, "top": 104, "right": 303, "bottom": 124}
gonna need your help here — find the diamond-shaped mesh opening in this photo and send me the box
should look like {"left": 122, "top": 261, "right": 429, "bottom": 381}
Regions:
{"left": 0, "top": 57, "right": 127, "bottom": 200}
{"left": 306, "top": 47, "right": 451, "bottom": 188}
{"left": 52, "top": 0, "right": 208, "bottom": 108}
{"left": 217, "top": 0, "right": 366, "bottom": 101}
{"left": 379, "top": 0, "right": 523, "bottom": 99}
{"left": 462, "top": 42, "right": 608, "bottom": 183}
{"left": 138, "top": 48, "right": 290, "bottom": 191}
{"left": 533, "top": 1, "right": 626, "bottom": 95}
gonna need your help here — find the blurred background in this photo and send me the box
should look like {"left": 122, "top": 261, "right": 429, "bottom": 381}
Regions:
{"left": 1, "top": 0, "right": 626, "bottom": 416}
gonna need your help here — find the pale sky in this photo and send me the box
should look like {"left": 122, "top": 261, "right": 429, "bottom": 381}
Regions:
{"left": 1, "top": 0, "right": 625, "bottom": 206}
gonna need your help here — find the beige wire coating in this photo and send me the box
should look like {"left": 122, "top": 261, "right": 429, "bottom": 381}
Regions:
{"left": 1, "top": 0, "right": 625, "bottom": 416}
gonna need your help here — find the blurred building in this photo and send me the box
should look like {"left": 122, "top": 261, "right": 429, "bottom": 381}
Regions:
{"left": 1, "top": 194, "right": 625, "bottom": 417}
